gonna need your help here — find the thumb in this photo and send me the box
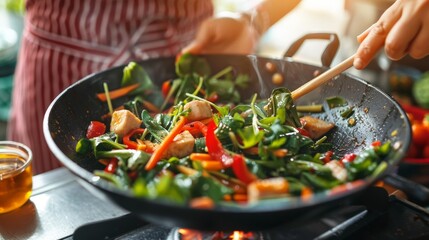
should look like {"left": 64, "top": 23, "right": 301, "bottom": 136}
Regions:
{"left": 182, "top": 41, "right": 204, "bottom": 54}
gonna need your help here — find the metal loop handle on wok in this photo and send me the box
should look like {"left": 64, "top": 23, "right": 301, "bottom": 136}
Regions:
{"left": 283, "top": 33, "right": 340, "bottom": 68}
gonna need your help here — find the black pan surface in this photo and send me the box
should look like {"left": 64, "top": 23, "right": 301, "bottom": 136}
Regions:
{"left": 43, "top": 54, "right": 411, "bottom": 231}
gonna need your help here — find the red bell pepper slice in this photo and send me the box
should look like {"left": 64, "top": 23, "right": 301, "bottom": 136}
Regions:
{"left": 182, "top": 121, "right": 208, "bottom": 137}
{"left": 341, "top": 153, "right": 356, "bottom": 164}
{"left": 296, "top": 127, "right": 311, "bottom": 138}
{"left": 86, "top": 121, "right": 106, "bottom": 139}
{"left": 323, "top": 150, "right": 334, "bottom": 164}
{"left": 104, "top": 158, "right": 118, "bottom": 174}
{"left": 123, "top": 128, "right": 145, "bottom": 149}
{"left": 207, "top": 92, "right": 219, "bottom": 103}
{"left": 205, "top": 120, "right": 233, "bottom": 167}
{"left": 231, "top": 155, "right": 257, "bottom": 184}
{"left": 161, "top": 80, "right": 171, "bottom": 97}
{"left": 371, "top": 141, "right": 382, "bottom": 147}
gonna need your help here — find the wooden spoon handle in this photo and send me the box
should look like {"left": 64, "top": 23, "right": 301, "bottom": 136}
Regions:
{"left": 291, "top": 54, "right": 355, "bottom": 100}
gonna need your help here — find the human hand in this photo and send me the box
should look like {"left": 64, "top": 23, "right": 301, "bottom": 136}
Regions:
{"left": 181, "top": 12, "right": 260, "bottom": 55}
{"left": 354, "top": 0, "right": 429, "bottom": 70}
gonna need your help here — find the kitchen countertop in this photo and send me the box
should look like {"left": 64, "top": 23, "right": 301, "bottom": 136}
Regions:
{"left": 0, "top": 168, "right": 128, "bottom": 240}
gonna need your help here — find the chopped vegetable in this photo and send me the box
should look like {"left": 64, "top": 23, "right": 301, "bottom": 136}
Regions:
{"left": 86, "top": 121, "right": 107, "bottom": 139}
{"left": 97, "top": 83, "right": 140, "bottom": 102}
{"left": 76, "top": 55, "right": 396, "bottom": 206}
{"left": 413, "top": 72, "right": 429, "bottom": 108}
{"left": 145, "top": 116, "right": 187, "bottom": 170}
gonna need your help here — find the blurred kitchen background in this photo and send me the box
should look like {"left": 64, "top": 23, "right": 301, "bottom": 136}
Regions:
{"left": 1, "top": 0, "right": 428, "bottom": 140}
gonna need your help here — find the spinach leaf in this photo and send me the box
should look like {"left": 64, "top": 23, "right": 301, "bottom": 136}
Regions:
{"left": 176, "top": 53, "right": 211, "bottom": 77}
{"left": 264, "top": 87, "right": 301, "bottom": 128}
{"left": 141, "top": 110, "right": 169, "bottom": 143}
{"left": 190, "top": 174, "right": 234, "bottom": 202}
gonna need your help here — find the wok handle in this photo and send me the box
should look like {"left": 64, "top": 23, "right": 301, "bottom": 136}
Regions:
{"left": 384, "top": 173, "right": 429, "bottom": 205}
{"left": 73, "top": 213, "right": 147, "bottom": 239}
{"left": 283, "top": 33, "right": 339, "bottom": 67}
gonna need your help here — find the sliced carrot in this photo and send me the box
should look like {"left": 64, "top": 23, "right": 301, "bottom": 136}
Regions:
{"left": 224, "top": 194, "right": 248, "bottom": 202}
{"left": 243, "top": 147, "right": 259, "bottom": 155}
{"left": 199, "top": 160, "right": 225, "bottom": 171}
{"left": 142, "top": 100, "right": 161, "bottom": 113}
{"left": 273, "top": 149, "right": 288, "bottom": 158}
{"left": 199, "top": 117, "right": 214, "bottom": 125}
{"left": 176, "top": 165, "right": 209, "bottom": 177}
{"left": 145, "top": 116, "right": 187, "bottom": 170}
{"left": 189, "top": 153, "right": 226, "bottom": 170}
{"left": 101, "top": 106, "right": 124, "bottom": 120}
{"left": 97, "top": 83, "right": 140, "bottom": 102}
{"left": 176, "top": 165, "right": 198, "bottom": 176}
{"left": 301, "top": 187, "right": 313, "bottom": 200}
{"left": 98, "top": 159, "right": 110, "bottom": 166}
{"left": 189, "top": 196, "right": 215, "bottom": 209}
{"left": 189, "top": 153, "right": 213, "bottom": 161}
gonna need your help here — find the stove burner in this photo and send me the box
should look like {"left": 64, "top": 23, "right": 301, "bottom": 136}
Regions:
{"left": 70, "top": 187, "right": 429, "bottom": 240}
{"left": 171, "top": 229, "right": 259, "bottom": 240}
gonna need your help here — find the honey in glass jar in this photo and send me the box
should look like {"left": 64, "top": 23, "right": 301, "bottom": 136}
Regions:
{"left": 0, "top": 141, "right": 33, "bottom": 214}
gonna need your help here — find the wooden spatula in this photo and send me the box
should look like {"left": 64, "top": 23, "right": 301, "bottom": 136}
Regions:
{"left": 291, "top": 54, "right": 355, "bottom": 100}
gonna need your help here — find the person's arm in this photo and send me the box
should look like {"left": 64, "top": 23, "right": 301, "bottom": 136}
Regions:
{"left": 354, "top": 0, "right": 429, "bottom": 70}
{"left": 182, "top": 0, "right": 301, "bottom": 55}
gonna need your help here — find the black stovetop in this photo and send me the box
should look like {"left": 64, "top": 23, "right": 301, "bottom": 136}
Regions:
{"left": 69, "top": 189, "right": 429, "bottom": 240}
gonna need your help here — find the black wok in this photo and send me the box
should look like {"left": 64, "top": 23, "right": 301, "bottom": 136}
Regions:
{"left": 43, "top": 34, "right": 411, "bottom": 231}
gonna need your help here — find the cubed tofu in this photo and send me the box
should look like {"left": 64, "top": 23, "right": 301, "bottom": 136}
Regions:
{"left": 162, "top": 130, "right": 195, "bottom": 159}
{"left": 184, "top": 100, "right": 213, "bottom": 121}
{"left": 300, "top": 115, "right": 335, "bottom": 139}
{"left": 110, "top": 109, "right": 142, "bottom": 137}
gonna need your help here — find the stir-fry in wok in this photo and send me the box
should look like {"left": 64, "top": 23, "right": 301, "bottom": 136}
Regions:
{"left": 75, "top": 54, "right": 394, "bottom": 207}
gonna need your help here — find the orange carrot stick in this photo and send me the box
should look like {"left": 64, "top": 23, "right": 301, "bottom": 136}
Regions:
{"left": 176, "top": 165, "right": 199, "bottom": 176}
{"left": 189, "top": 153, "right": 213, "bottom": 161}
{"left": 301, "top": 187, "right": 313, "bottom": 200}
{"left": 97, "top": 83, "right": 140, "bottom": 102}
{"left": 199, "top": 160, "right": 225, "bottom": 171}
{"left": 189, "top": 196, "right": 215, "bottom": 209}
{"left": 145, "top": 116, "right": 187, "bottom": 170}
{"left": 224, "top": 194, "right": 248, "bottom": 202}
{"left": 142, "top": 100, "right": 161, "bottom": 113}
{"left": 189, "top": 153, "right": 225, "bottom": 170}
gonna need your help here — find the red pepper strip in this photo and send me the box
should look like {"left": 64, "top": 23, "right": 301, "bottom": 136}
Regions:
{"left": 296, "top": 127, "right": 311, "bottom": 138}
{"left": 128, "top": 170, "right": 138, "bottom": 181}
{"left": 205, "top": 120, "right": 233, "bottom": 167}
{"left": 341, "top": 153, "right": 357, "bottom": 165}
{"left": 371, "top": 141, "right": 382, "bottom": 147}
{"left": 182, "top": 121, "right": 208, "bottom": 137}
{"left": 161, "top": 80, "right": 171, "bottom": 97}
{"left": 207, "top": 92, "right": 219, "bottom": 103}
{"left": 104, "top": 158, "right": 118, "bottom": 173}
{"left": 323, "top": 150, "right": 334, "bottom": 164}
{"left": 123, "top": 128, "right": 145, "bottom": 149}
{"left": 86, "top": 121, "right": 106, "bottom": 139}
{"left": 231, "top": 155, "right": 257, "bottom": 184}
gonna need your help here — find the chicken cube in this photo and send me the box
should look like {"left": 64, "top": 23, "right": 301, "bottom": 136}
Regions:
{"left": 248, "top": 177, "right": 289, "bottom": 203}
{"left": 300, "top": 115, "right": 335, "bottom": 139}
{"left": 184, "top": 100, "right": 213, "bottom": 121}
{"left": 162, "top": 130, "right": 195, "bottom": 159}
{"left": 325, "top": 160, "right": 347, "bottom": 182}
{"left": 110, "top": 109, "right": 142, "bottom": 137}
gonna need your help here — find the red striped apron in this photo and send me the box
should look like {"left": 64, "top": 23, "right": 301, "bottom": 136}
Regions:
{"left": 8, "top": 0, "right": 213, "bottom": 174}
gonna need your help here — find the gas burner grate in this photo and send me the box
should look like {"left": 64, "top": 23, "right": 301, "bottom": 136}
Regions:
{"left": 69, "top": 190, "right": 429, "bottom": 240}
